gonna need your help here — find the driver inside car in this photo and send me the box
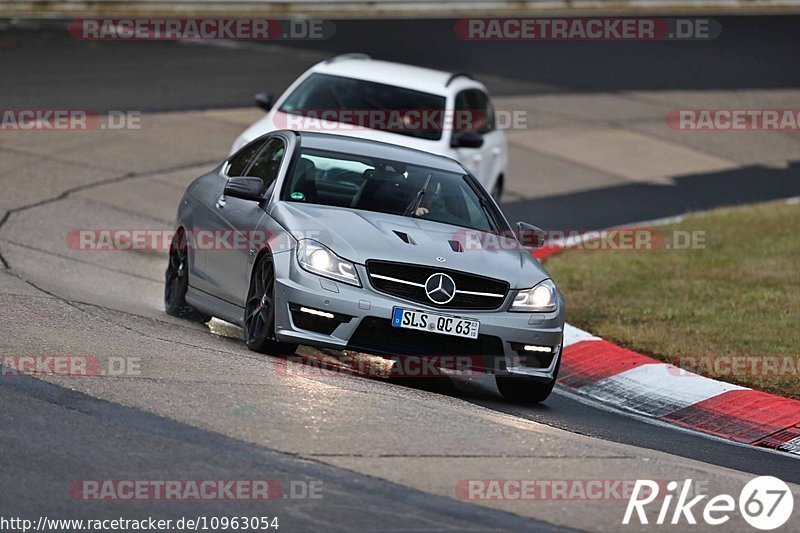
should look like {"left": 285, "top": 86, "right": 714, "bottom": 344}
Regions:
{"left": 414, "top": 181, "right": 445, "bottom": 218}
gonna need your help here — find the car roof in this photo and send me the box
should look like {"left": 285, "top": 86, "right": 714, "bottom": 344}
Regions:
{"left": 293, "top": 130, "right": 467, "bottom": 173}
{"left": 310, "top": 56, "right": 481, "bottom": 96}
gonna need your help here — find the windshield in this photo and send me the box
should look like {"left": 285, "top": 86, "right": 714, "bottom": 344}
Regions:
{"left": 278, "top": 73, "right": 446, "bottom": 141}
{"left": 282, "top": 148, "right": 502, "bottom": 233}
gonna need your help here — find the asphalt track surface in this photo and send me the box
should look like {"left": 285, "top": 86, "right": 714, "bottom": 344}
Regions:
{"left": 0, "top": 373, "right": 564, "bottom": 531}
{"left": 1, "top": 16, "right": 799, "bottom": 531}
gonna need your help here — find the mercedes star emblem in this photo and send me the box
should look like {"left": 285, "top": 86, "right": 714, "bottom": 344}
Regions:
{"left": 425, "top": 273, "right": 456, "bottom": 304}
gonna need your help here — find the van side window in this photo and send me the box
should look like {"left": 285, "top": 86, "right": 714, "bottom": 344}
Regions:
{"left": 454, "top": 89, "right": 495, "bottom": 134}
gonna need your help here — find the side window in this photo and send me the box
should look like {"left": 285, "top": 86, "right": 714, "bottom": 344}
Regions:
{"left": 479, "top": 92, "right": 496, "bottom": 133}
{"left": 247, "top": 138, "right": 286, "bottom": 194}
{"left": 453, "top": 89, "right": 494, "bottom": 134}
{"left": 226, "top": 140, "right": 265, "bottom": 177}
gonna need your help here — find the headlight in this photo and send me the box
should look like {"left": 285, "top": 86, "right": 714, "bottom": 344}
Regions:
{"left": 296, "top": 239, "right": 361, "bottom": 286}
{"left": 510, "top": 279, "right": 557, "bottom": 312}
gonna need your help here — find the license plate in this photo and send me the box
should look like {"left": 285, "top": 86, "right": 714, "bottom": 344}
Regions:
{"left": 391, "top": 307, "right": 480, "bottom": 339}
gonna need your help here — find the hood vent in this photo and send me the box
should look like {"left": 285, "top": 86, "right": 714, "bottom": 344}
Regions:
{"left": 448, "top": 240, "right": 464, "bottom": 253}
{"left": 393, "top": 230, "right": 416, "bottom": 245}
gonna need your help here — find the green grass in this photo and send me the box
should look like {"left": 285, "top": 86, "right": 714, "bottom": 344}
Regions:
{"left": 546, "top": 201, "right": 800, "bottom": 398}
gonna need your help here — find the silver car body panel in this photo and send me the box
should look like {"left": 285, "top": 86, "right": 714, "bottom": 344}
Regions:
{"left": 178, "top": 131, "right": 565, "bottom": 379}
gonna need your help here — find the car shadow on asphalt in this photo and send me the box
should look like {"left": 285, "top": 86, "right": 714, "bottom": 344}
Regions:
{"left": 207, "top": 316, "right": 555, "bottom": 409}
{"left": 273, "top": 348, "right": 556, "bottom": 411}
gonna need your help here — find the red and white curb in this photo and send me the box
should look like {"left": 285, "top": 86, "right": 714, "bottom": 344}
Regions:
{"left": 558, "top": 324, "right": 800, "bottom": 455}
{"left": 532, "top": 222, "right": 800, "bottom": 456}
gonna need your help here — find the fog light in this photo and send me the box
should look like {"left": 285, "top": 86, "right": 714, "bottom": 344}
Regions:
{"left": 523, "top": 345, "right": 552, "bottom": 353}
{"left": 299, "top": 306, "right": 334, "bottom": 319}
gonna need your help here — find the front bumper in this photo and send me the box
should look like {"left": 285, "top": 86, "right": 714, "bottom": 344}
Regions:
{"left": 271, "top": 251, "right": 564, "bottom": 379}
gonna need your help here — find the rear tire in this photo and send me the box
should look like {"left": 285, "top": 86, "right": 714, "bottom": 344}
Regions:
{"left": 496, "top": 354, "right": 560, "bottom": 404}
{"left": 164, "top": 230, "right": 211, "bottom": 323}
{"left": 244, "top": 255, "right": 297, "bottom": 356}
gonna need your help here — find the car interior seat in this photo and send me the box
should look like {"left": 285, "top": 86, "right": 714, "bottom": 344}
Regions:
{"left": 291, "top": 157, "right": 318, "bottom": 202}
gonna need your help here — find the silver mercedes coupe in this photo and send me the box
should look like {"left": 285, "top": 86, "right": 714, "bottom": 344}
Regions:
{"left": 165, "top": 130, "right": 565, "bottom": 403}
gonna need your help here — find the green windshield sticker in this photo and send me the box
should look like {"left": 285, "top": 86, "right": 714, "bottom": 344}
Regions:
{"left": 290, "top": 191, "right": 305, "bottom": 200}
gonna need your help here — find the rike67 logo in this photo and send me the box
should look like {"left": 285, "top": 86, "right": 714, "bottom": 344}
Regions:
{"left": 624, "top": 477, "right": 794, "bottom": 529}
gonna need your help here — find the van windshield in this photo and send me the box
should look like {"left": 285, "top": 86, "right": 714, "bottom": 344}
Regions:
{"left": 279, "top": 74, "right": 447, "bottom": 141}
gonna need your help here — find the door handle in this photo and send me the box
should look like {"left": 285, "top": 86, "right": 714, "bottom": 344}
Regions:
{"left": 216, "top": 195, "right": 226, "bottom": 209}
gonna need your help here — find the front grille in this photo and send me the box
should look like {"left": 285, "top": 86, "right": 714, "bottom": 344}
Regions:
{"left": 366, "top": 260, "right": 508, "bottom": 310}
{"left": 348, "top": 317, "right": 504, "bottom": 359}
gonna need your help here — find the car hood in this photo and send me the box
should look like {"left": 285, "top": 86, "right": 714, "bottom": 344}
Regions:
{"left": 270, "top": 202, "right": 549, "bottom": 289}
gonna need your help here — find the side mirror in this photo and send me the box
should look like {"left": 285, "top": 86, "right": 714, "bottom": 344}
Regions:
{"left": 254, "top": 92, "right": 274, "bottom": 112}
{"left": 450, "top": 130, "right": 484, "bottom": 149}
{"left": 515, "top": 221, "right": 545, "bottom": 249}
{"left": 224, "top": 177, "right": 264, "bottom": 201}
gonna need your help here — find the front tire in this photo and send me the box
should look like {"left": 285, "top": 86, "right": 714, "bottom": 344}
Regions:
{"left": 496, "top": 354, "right": 560, "bottom": 404}
{"left": 244, "top": 255, "right": 297, "bottom": 355}
{"left": 164, "top": 230, "right": 211, "bottom": 323}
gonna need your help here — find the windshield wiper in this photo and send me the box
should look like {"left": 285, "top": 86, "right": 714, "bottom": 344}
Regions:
{"left": 462, "top": 175, "right": 500, "bottom": 232}
{"left": 403, "top": 173, "right": 433, "bottom": 217}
